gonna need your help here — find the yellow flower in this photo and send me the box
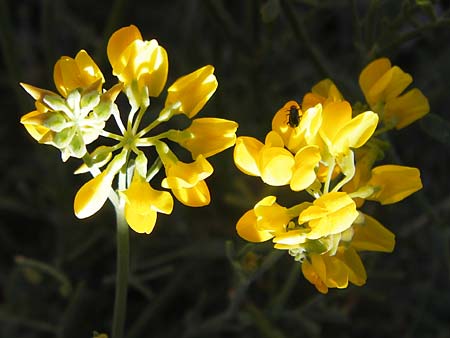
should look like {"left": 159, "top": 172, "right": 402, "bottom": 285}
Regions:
{"left": 366, "top": 165, "right": 423, "bottom": 205}
{"left": 121, "top": 170, "right": 173, "bottom": 234}
{"left": 290, "top": 145, "right": 321, "bottom": 191}
{"left": 53, "top": 50, "right": 104, "bottom": 97}
{"left": 107, "top": 25, "right": 168, "bottom": 106}
{"left": 383, "top": 88, "right": 430, "bottom": 129}
{"left": 20, "top": 101, "right": 53, "bottom": 143}
{"left": 168, "top": 118, "right": 238, "bottom": 158}
{"left": 352, "top": 213, "right": 395, "bottom": 252}
{"left": 234, "top": 132, "right": 295, "bottom": 186}
{"left": 233, "top": 136, "right": 264, "bottom": 177}
{"left": 271, "top": 101, "right": 322, "bottom": 154}
{"left": 359, "top": 57, "right": 429, "bottom": 129}
{"left": 319, "top": 101, "right": 378, "bottom": 158}
{"left": 301, "top": 247, "right": 366, "bottom": 294}
{"left": 165, "top": 65, "right": 218, "bottom": 118}
{"left": 74, "top": 152, "right": 127, "bottom": 219}
{"left": 236, "top": 196, "right": 295, "bottom": 242}
{"left": 298, "top": 192, "right": 358, "bottom": 240}
{"left": 302, "top": 78, "right": 343, "bottom": 111}
{"left": 236, "top": 209, "right": 274, "bottom": 243}
{"left": 160, "top": 153, "right": 213, "bottom": 207}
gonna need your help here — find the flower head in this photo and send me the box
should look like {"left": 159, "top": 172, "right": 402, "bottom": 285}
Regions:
{"left": 359, "top": 57, "right": 429, "bottom": 129}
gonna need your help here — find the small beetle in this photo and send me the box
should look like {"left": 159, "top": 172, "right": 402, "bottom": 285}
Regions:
{"left": 287, "top": 105, "right": 301, "bottom": 128}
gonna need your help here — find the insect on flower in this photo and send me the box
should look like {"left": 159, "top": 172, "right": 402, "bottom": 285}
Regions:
{"left": 286, "top": 105, "right": 302, "bottom": 127}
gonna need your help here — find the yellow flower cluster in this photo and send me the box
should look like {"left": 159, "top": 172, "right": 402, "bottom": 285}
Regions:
{"left": 20, "top": 25, "right": 238, "bottom": 234}
{"left": 234, "top": 59, "right": 427, "bottom": 293}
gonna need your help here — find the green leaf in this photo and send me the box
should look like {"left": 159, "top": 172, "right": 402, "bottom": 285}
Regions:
{"left": 420, "top": 113, "right": 450, "bottom": 147}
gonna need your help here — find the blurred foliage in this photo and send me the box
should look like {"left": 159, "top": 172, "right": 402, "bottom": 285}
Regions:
{"left": 1, "top": 0, "right": 450, "bottom": 337}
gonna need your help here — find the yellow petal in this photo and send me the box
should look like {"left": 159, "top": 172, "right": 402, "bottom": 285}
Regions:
{"left": 359, "top": 58, "right": 391, "bottom": 105}
{"left": 176, "top": 118, "right": 238, "bottom": 158}
{"left": 336, "top": 247, "right": 366, "bottom": 286}
{"left": 320, "top": 101, "right": 352, "bottom": 146}
{"left": 384, "top": 88, "right": 430, "bottom": 129}
{"left": 163, "top": 155, "right": 213, "bottom": 189}
{"left": 302, "top": 255, "right": 328, "bottom": 294}
{"left": 122, "top": 174, "right": 173, "bottom": 234}
{"left": 233, "top": 136, "right": 263, "bottom": 176}
{"left": 322, "top": 254, "right": 349, "bottom": 289}
{"left": 236, "top": 209, "right": 274, "bottom": 242}
{"left": 299, "top": 192, "right": 358, "bottom": 240}
{"left": 382, "top": 66, "right": 412, "bottom": 102}
{"left": 367, "top": 165, "right": 422, "bottom": 205}
{"left": 107, "top": 25, "right": 143, "bottom": 76}
{"left": 20, "top": 110, "right": 52, "bottom": 142}
{"left": 259, "top": 146, "right": 295, "bottom": 186}
{"left": 254, "top": 195, "right": 291, "bottom": 232}
{"left": 352, "top": 213, "right": 395, "bottom": 252}
{"left": 290, "top": 145, "right": 321, "bottom": 191}
{"left": 74, "top": 170, "right": 113, "bottom": 219}
{"left": 168, "top": 179, "right": 210, "bottom": 207}
{"left": 165, "top": 65, "right": 218, "bottom": 118}
{"left": 332, "top": 111, "right": 378, "bottom": 153}
{"left": 54, "top": 50, "right": 104, "bottom": 97}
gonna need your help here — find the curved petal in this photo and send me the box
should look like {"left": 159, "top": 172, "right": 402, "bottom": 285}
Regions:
{"left": 74, "top": 170, "right": 113, "bottom": 219}
{"left": 367, "top": 165, "right": 422, "bottom": 205}
{"left": 352, "top": 213, "right": 395, "bottom": 252}
{"left": 107, "top": 25, "right": 143, "bottom": 75}
{"left": 236, "top": 209, "right": 274, "bottom": 243}
{"left": 359, "top": 58, "right": 391, "bottom": 105}
{"left": 384, "top": 88, "right": 430, "bottom": 129}
{"left": 290, "top": 145, "right": 321, "bottom": 191}
{"left": 165, "top": 65, "right": 218, "bottom": 118}
{"left": 332, "top": 111, "right": 378, "bottom": 154}
{"left": 259, "top": 146, "right": 295, "bottom": 186}
{"left": 233, "top": 136, "right": 263, "bottom": 176}
{"left": 169, "top": 179, "right": 211, "bottom": 207}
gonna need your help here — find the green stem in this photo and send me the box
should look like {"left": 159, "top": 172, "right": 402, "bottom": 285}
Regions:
{"left": 112, "top": 204, "right": 129, "bottom": 338}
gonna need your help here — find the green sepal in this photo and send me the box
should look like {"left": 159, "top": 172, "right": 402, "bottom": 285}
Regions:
{"left": 53, "top": 126, "right": 75, "bottom": 148}
{"left": 80, "top": 90, "right": 101, "bottom": 112}
{"left": 68, "top": 131, "right": 87, "bottom": 158}
{"left": 43, "top": 94, "right": 67, "bottom": 112}
{"left": 43, "top": 111, "right": 68, "bottom": 132}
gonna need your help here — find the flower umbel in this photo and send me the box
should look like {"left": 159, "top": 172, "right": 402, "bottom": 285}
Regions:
{"left": 20, "top": 25, "right": 238, "bottom": 235}
{"left": 233, "top": 57, "right": 425, "bottom": 293}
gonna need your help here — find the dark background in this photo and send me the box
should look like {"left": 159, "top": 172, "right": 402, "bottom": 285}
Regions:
{"left": 1, "top": 0, "right": 450, "bottom": 337}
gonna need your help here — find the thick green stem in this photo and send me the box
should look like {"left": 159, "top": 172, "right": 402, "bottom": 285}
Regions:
{"left": 112, "top": 204, "right": 129, "bottom": 338}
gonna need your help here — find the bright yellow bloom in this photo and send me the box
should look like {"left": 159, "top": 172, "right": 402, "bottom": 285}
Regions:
{"left": 107, "top": 25, "right": 168, "bottom": 107}
{"left": 302, "top": 79, "right": 343, "bottom": 111}
{"left": 319, "top": 101, "right": 378, "bottom": 158}
{"left": 271, "top": 101, "right": 322, "bottom": 154}
{"left": 352, "top": 213, "right": 395, "bottom": 252}
{"left": 53, "top": 50, "right": 104, "bottom": 98}
{"left": 366, "top": 165, "right": 423, "bottom": 205}
{"left": 121, "top": 170, "right": 173, "bottom": 234}
{"left": 233, "top": 132, "right": 296, "bottom": 186}
{"left": 165, "top": 65, "right": 218, "bottom": 118}
{"left": 290, "top": 145, "right": 321, "bottom": 191}
{"left": 233, "top": 136, "right": 264, "bottom": 177}
{"left": 160, "top": 153, "right": 213, "bottom": 207}
{"left": 301, "top": 247, "right": 366, "bottom": 294}
{"left": 236, "top": 196, "right": 295, "bottom": 242}
{"left": 383, "top": 88, "right": 430, "bottom": 129}
{"left": 168, "top": 118, "right": 238, "bottom": 158}
{"left": 74, "top": 152, "right": 127, "bottom": 219}
{"left": 359, "top": 57, "right": 429, "bottom": 129}
{"left": 298, "top": 192, "right": 358, "bottom": 240}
